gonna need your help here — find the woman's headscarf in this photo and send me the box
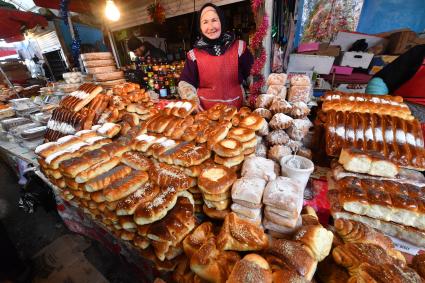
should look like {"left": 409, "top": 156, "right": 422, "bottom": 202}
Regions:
{"left": 193, "top": 3, "right": 235, "bottom": 56}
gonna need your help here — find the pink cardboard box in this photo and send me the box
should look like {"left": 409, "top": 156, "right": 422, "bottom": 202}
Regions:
{"left": 298, "top": 42, "right": 320, "bottom": 53}
{"left": 331, "top": 65, "right": 353, "bottom": 75}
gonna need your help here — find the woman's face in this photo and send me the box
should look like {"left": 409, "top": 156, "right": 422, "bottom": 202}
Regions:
{"left": 200, "top": 8, "right": 221, "bottom": 40}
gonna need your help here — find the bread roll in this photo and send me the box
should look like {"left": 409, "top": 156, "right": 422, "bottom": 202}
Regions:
{"left": 75, "top": 157, "right": 121, "bottom": 183}
{"left": 202, "top": 205, "right": 230, "bottom": 220}
{"left": 268, "top": 239, "right": 317, "bottom": 280}
{"left": 121, "top": 151, "right": 152, "bottom": 171}
{"left": 293, "top": 225, "right": 333, "bottom": 262}
{"left": 190, "top": 237, "right": 240, "bottom": 282}
{"left": 182, "top": 222, "right": 215, "bottom": 258}
{"left": 133, "top": 186, "right": 179, "bottom": 225}
{"left": 84, "top": 165, "right": 132, "bottom": 192}
{"left": 103, "top": 170, "right": 149, "bottom": 202}
{"left": 198, "top": 164, "right": 237, "bottom": 195}
{"left": 213, "top": 138, "right": 243, "bottom": 157}
{"left": 239, "top": 114, "right": 266, "bottom": 131}
{"left": 228, "top": 127, "right": 256, "bottom": 142}
{"left": 332, "top": 243, "right": 405, "bottom": 275}
{"left": 116, "top": 182, "right": 159, "bottom": 215}
{"left": 227, "top": 254, "right": 272, "bottom": 283}
{"left": 150, "top": 162, "right": 196, "bottom": 190}
{"left": 133, "top": 235, "right": 150, "bottom": 249}
{"left": 217, "top": 212, "right": 268, "bottom": 251}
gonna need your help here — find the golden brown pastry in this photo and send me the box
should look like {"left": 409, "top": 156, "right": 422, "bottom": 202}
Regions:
{"left": 198, "top": 164, "right": 237, "bottom": 195}
{"left": 213, "top": 138, "right": 243, "bottom": 157}
{"left": 293, "top": 225, "right": 334, "bottom": 262}
{"left": 332, "top": 243, "right": 405, "bottom": 275}
{"left": 228, "top": 127, "right": 256, "bottom": 143}
{"left": 103, "top": 170, "right": 149, "bottom": 202}
{"left": 350, "top": 263, "right": 422, "bottom": 283}
{"left": 182, "top": 222, "right": 216, "bottom": 258}
{"left": 190, "top": 237, "right": 240, "bottom": 283}
{"left": 115, "top": 182, "right": 159, "bottom": 215}
{"left": 268, "top": 239, "right": 317, "bottom": 281}
{"left": 334, "top": 219, "right": 396, "bottom": 253}
{"left": 202, "top": 205, "right": 230, "bottom": 220}
{"left": 74, "top": 156, "right": 121, "bottom": 183}
{"left": 227, "top": 254, "right": 272, "bottom": 283}
{"left": 121, "top": 151, "right": 153, "bottom": 171}
{"left": 217, "top": 212, "right": 268, "bottom": 251}
{"left": 239, "top": 114, "right": 266, "bottom": 131}
{"left": 149, "top": 162, "right": 197, "bottom": 190}
{"left": 84, "top": 165, "right": 132, "bottom": 192}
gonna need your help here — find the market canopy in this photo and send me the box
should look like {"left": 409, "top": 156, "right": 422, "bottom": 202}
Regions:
{"left": 0, "top": 7, "right": 48, "bottom": 42}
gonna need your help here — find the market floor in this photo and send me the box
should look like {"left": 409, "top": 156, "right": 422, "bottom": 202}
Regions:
{"left": 0, "top": 160, "right": 142, "bottom": 283}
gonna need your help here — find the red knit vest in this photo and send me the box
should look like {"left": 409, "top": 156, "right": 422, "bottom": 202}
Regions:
{"left": 193, "top": 41, "right": 243, "bottom": 110}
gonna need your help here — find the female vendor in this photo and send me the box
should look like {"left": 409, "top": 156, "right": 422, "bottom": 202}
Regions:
{"left": 178, "top": 3, "right": 254, "bottom": 110}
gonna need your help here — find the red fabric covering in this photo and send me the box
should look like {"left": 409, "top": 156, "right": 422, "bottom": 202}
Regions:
{"left": 33, "top": 0, "right": 92, "bottom": 14}
{"left": 304, "top": 179, "right": 330, "bottom": 226}
{"left": 394, "top": 65, "right": 425, "bottom": 106}
{"left": 194, "top": 41, "right": 243, "bottom": 110}
{"left": 0, "top": 8, "right": 48, "bottom": 42}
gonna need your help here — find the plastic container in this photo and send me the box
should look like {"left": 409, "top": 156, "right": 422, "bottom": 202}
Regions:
{"left": 280, "top": 155, "right": 314, "bottom": 190}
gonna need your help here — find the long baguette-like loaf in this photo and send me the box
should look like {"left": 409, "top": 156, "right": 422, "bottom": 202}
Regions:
{"left": 104, "top": 170, "right": 149, "bottom": 202}
{"left": 116, "top": 182, "right": 159, "bottom": 215}
{"left": 75, "top": 156, "right": 121, "bottom": 183}
{"left": 84, "top": 165, "right": 132, "bottom": 192}
{"left": 59, "top": 148, "right": 109, "bottom": 178}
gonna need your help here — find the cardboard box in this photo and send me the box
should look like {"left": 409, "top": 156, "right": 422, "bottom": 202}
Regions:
{"left": 331, "top": 65, "right": 353, "bottom": 75}
{"left": 288, "top": 54, "right": 335, "bottom": 75}
{"left": 339, "top": 51, "right": 374, "bottom": 69}
{"left": 331, "top": 31, "right": 387, "bottom": 52}
{"left": 387, "top": 31, "right": 417, "bottom": 54}
{"left": 300, "top": 43, "right": 341, "bottom": 57}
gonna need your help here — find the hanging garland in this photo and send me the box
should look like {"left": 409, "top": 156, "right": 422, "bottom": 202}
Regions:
{"left": 147, "top": 0, "right": 166, "bottom": 24}
{"left": 60, "top": 0, "right": 81, "bottom": 68}
{"left": 249, "top": 0, "right": 269, "bottom": 106}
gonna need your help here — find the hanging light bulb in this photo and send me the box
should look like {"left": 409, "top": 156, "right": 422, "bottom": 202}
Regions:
{"left": 105, "top": 0, "right": 120, "bottom": 21}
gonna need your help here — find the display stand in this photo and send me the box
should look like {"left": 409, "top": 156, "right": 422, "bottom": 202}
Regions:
{"left": 0, "top": 140, "right": 170, "bottom": 281}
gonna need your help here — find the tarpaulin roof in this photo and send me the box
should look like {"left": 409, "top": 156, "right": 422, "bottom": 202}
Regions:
{"left": 0, "top": 7, "right": 48, "bottom": 42}
{"left": 33, "top": 0, "right": 93, "bottom": 14}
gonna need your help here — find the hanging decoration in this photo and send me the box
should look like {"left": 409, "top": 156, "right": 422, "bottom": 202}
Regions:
{"left": 60, "top": 0, "right": 81, "bottom": 68}
{"left": 71, "top": 29, "right": 81, "bottom": 68}
{"left": 147, "top": 0, "right": 166, "bottom": 24}
{"left": 60, "top": 0, "right": 70, "bottom": 25}
{"left": 249, "top": 0, "right": 269, "bottom": 106}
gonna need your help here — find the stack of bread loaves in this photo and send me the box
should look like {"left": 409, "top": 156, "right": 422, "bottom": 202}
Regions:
{"left": 254, "top": 73, "right": 314, "bottom": 164}
{"left": 198, "top": 164, "right": 237, "bottom": 219}
{"left": 287, "top": 74, "right": 311, "bottom": 103}
{"left": 230, "top": 156, "right": 276, "bottom": 225}
{"left": 263, "top": 176, "right": 304, "bottom": 237}
{"left": 81, "top": 52, "right": 125, "bottom": 87}
{"left": 231, "top": 177, "right": 266, "bottom": 225}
